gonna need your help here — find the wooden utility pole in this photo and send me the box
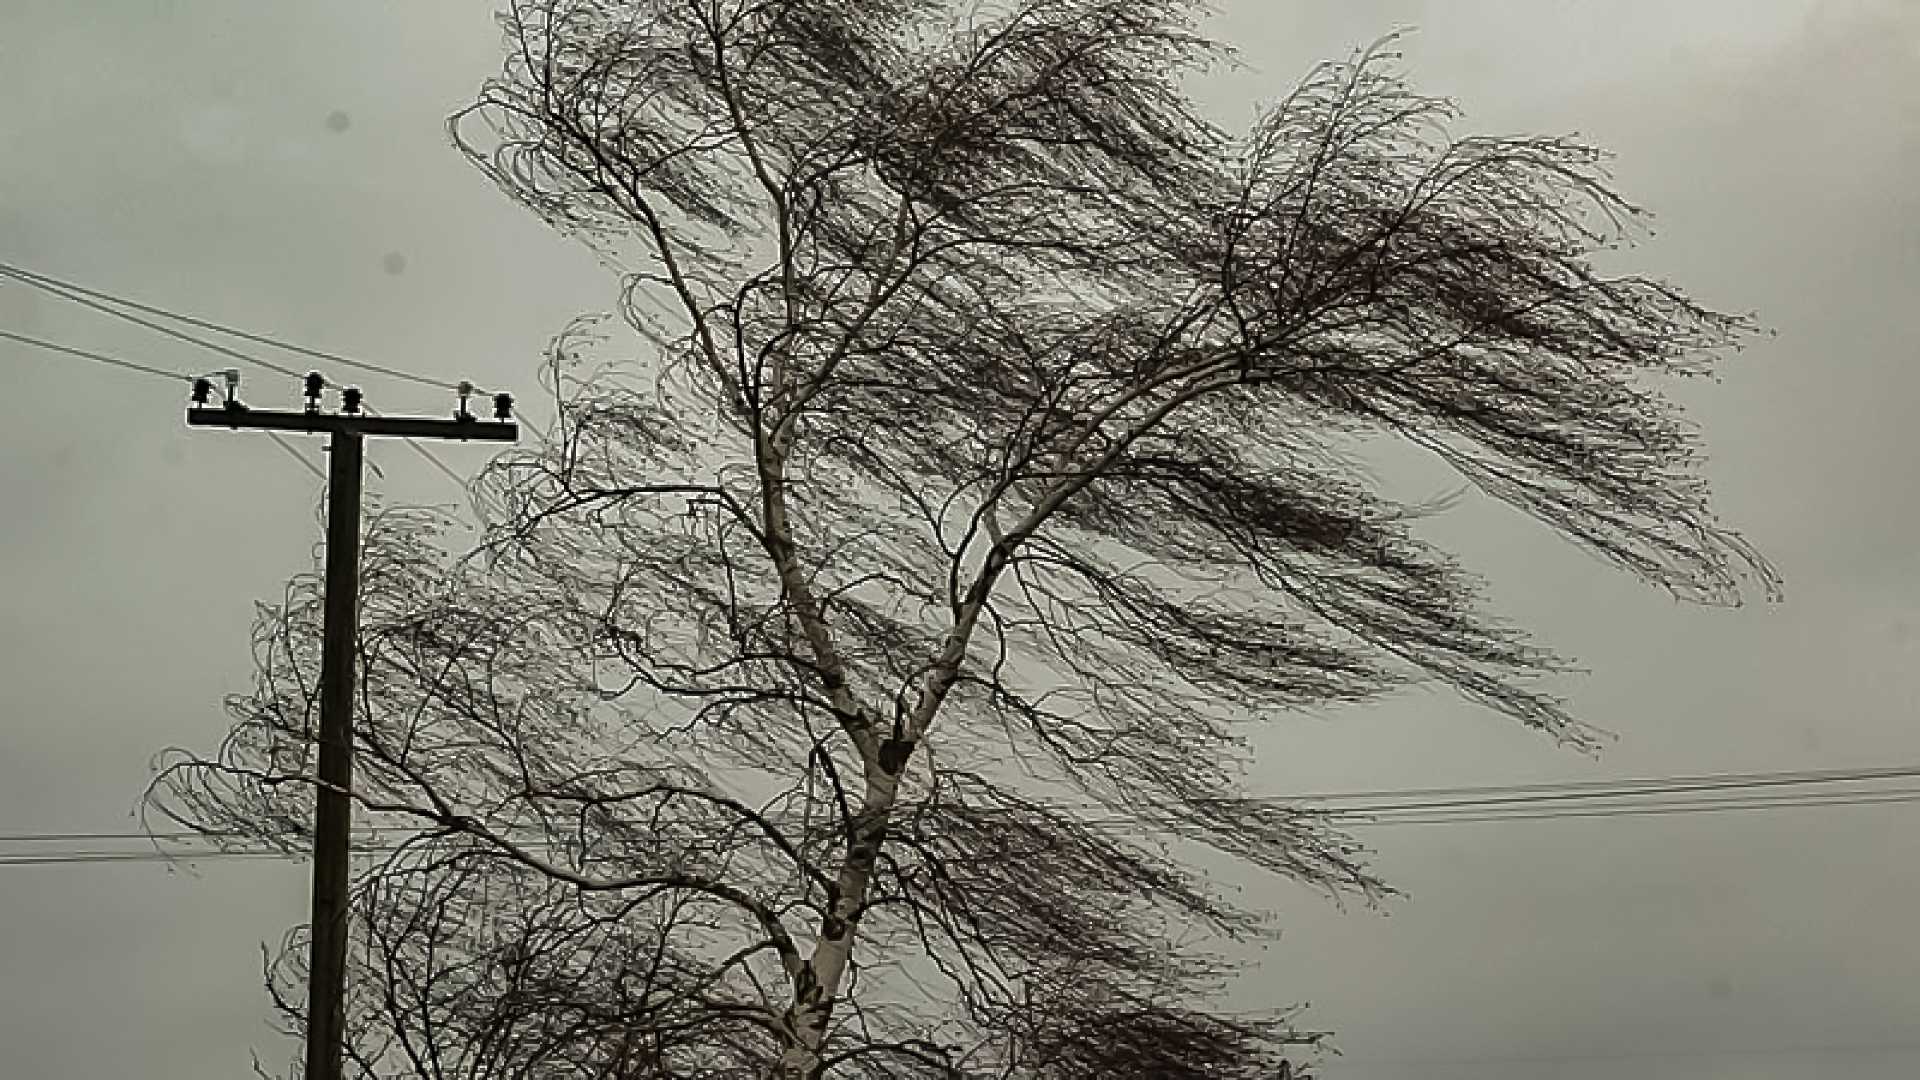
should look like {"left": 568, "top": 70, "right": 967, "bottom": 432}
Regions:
{"left": 187, "top": 371, "right": 516, "bottom": 1080}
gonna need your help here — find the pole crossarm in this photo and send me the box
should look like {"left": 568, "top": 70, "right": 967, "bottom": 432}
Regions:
{"left": 187, "top": 406, "right": 518, "bottom": 442}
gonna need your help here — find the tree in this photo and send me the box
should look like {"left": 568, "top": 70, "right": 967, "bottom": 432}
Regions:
{"left": 152, "top": 3, "right": 1779, "bottom": 1077}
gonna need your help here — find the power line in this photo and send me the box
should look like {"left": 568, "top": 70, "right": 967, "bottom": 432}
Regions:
{"left": 268, "top": 432, "right": 328, "bottom": 481}
{"left": 364, "top": 404, "right": 472, "bottom": 489}
{"left": 1344, "top": 1035, "right": 1920, "bottom": 1067}
{"left": 3, "top": 273, "right": 327, "bottom": 482}
{"left": 3, "top": 325, "right": 324, "bottom": 479}
{"left": 958, "top": 763, "right": 1920, "bottom": 822}
{"left": 0, "top": 833, "right": 573, "bottom": 867}
{"left": 1236, "top": 762, "right": 1920, "bottom": 807}
{"left": 0, "top": 826, "right": 552, "bottom": 845}
{"left": 1299, "top": 765, "right": 1920, "bottom": 817}
{"left": 1, "top": 261, "right": 452, "bottom": 391}
{"left": 1058, "top": 788, "right": 1920, "bottom": 830}
{"left": 3, "top": 258, "right": 554, "bottom": 441}
{"left": 400, "top": 438, "right": 471, "bottom": 489}
{"left": 4, "top": 264, "right": 513, "bottom": 487}
{"left": 0, "top": 326, "right": 205, "bottom": 385}
{"left": 7, "top": 784, "right": 1918, "bottom": 867}
{"left": 10, "top": 767, "right": 1920, "bottom": 867}
{"left": 1, "top": 265, "right": 307, "bottom": 379}
{"left": 1348, "top": 788, "right": 1920, "bottom": 826}
{"left": 0, "top": 850, "right": 294, "bottom": 867}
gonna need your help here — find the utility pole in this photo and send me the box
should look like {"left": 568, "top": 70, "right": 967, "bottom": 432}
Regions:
{"left": 187, "top": 370, "right": 516, "bottom": 1080}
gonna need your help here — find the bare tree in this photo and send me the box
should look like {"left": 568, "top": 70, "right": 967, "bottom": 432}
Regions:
{"left": 152, "top": 3, "right": 1779, "bottom": 1077}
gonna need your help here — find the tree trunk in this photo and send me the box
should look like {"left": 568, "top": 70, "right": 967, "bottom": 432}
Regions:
{"left": 771, "top": 1043, "right": 822, "bottom": 1080}
{"left": 766, "top": 763, "right": 903, "bottom": 1079}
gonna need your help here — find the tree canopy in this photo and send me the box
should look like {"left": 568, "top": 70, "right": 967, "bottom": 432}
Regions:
{"left": 153, "top": 3, "right": 1777, "bottom": 1077}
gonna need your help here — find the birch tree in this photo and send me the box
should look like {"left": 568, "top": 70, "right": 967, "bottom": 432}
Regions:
{"left": 154, "top": 2, "right": 1778, "bottom": 1077}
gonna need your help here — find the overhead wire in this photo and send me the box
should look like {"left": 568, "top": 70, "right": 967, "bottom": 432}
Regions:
{"left": 8, "top": 789, "right": 1920, "bottom": 866}
{"left": 0, "top": 326, "right": 210, "bottom": 384}
{"left": 1, "top": 267, "right": 327, "bottom": 481}
{"left": 0, "top": 833, "right": 568, "bottom": 868}
{"left": 0, "top": 258, "right": 550, "bottom": 441}
{"left": 1346, "top": 1035, "right": 1920, "bottom": 1067}
{"left": 1344, "top": 788, "right": 1920, "bottom": 826}
{"left": 1034, "top": 787, "right": 1920, "bottom": 830}
{"left": 1244, "top": 761, "right": 1920, "bottom": 807}
{"left": 976, "top": 763, "right": 1920, "bottom": 822}
{"left": 0, "top": 260, "right": 527, "bottom": 486}
{"left": 1, "top": 264, "right": 305, "bottom": 379}
{"left": 11, "top": 763, "right": 1920, "bottom": 867}
{"left": 0, "top": 324, "right": 325, "bottom": 480}
{"left": 1, "top": 260, "right": 451, "bottom": 391}
{"left": 267, "top": 431, "right": 328, "bottom": 481}
{"left": 363, "top": 404, "right": 473, "bottom": 490}
{"left": 1270, "top": 764, "right": 1920, "bottom": 817}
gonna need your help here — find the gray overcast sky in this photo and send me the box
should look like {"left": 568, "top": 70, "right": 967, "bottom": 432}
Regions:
{"left": 2, "top": 2, "right": 1917, "bottom": 1077}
